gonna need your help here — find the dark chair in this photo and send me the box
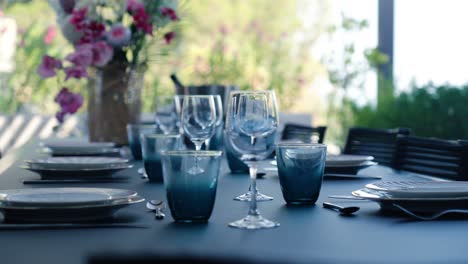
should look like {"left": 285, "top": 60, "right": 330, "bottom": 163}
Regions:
{"left": 394, "top": 136, "right": 468, "bottom": 180}
{"left": 343, "top": 127, "right": 411, "bottom": 166}
{"left": 281, "top": 124, "right": 327, "bottom": 144}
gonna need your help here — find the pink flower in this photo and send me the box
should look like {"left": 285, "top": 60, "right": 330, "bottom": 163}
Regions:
{"left": 160, "top": 7, "right": 179, "bottom": 21}
{"left": 106, "top": 24, "right": 131, "bottom": 47}
{"left": 44, "top": 26, "right": 57, "bottom": 45}
{"left": 164, "top": 32, "right": 175, "bottom": 44}
{"left": 37, "top": 55, "right": 62, "bottom": 78}
{"left": 127, "top": 0, "right": 144, "bottom": 13}
{"left": 91, "top": 41, "right": 113, "bottom": 66}
{"left": 69, "top": 7, "right": 87, "bottom": 31}
{"left": 59, "top": 0, "right": 76, "bottom": 14}
{"left": 66, "top": 44, "right": 93, "bottom": 66}
{"left": 64, "top": 65, "right": 88, "bottom": 80}
{"left": 54, "top": 87, "right": 83, "bottom": 123}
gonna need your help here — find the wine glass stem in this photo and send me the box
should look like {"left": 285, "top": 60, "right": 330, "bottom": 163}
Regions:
{"left": 248, "top": 165, "right": 259, "bottom": 216}
{"left": 195, "top": 143, "right": 202, "bottom": 151}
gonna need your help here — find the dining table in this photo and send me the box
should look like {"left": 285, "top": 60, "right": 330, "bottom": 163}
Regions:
{"left": 0, "top": 140, "right": 467, "bottom": 264}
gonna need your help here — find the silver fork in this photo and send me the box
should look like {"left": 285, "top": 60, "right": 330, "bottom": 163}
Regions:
{"left": 393, "top": 203, "right": 468, "bottom": 221}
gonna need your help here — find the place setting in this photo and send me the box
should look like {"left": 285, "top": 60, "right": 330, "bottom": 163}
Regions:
{"left": 350, "top": 181, "right": 468, "bottom": 220}
{"left": 20, "top": 156, "right": 133, "bottom": 184}
{"left": 0, "top": 187, "right": 146, "bottom": 230}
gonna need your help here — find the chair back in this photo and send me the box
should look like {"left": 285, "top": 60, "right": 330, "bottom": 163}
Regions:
{"left": 343, "top": 127, "right": 411, "bottom": 166}
{"left": 281, "top": 124, "right": 327, "bottom": 144}
{"left": 394, "top": 136, "right": 468, "bottom": 180}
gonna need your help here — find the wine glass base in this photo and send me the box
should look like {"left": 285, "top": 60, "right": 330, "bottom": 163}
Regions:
{"left": 234, "top": 191, "right": 273, "bottom": 202}
{"left": 228, "top": 214, "right": 280, "bottom": 230}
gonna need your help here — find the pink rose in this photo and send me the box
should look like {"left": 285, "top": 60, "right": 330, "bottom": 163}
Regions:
{"left": 164, "top": 32, "right": 175, "bottom": 44}
{"left": 106, "top": 24, "right": 131, "bottom": 47}
{"left": 37, "top": 55, "right": 62, "bottom": 78}
{"left": 44, "top": 26, "right": 57, "bottom": 45}
{"left": 64, "top": 65, "right": 88, "bottom": 80}
{"left": 91, "top": 41, "right": 114, "bottom": 67}
{"left": 65, "top": 44, "right": 93, "bottom": 66}
{"left": 127, "top": 0, "right": 144, "bottom": 13}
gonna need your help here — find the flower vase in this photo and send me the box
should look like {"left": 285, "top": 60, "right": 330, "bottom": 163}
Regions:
{"left": 87, "top": 63, "right": 143, "bottom": 145}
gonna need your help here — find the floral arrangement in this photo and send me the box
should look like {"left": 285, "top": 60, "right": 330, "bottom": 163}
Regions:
{"left": 38, "top": 0, "right": 179, "bottom": 122}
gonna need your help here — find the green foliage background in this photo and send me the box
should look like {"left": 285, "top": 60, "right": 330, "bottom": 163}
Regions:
{"left": 351, "top": 84, "right": 468, "bottom": 140}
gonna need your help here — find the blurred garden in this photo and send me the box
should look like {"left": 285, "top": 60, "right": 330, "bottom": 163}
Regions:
{"left": 1, "top": 0, "right": 467, "bottom": 145}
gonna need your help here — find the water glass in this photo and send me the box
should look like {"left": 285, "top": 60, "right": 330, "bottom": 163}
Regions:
{"left": 161, "top": 150, "right": 223, "bottom": 223}
{"left": 276, "top": 143, "right": 327, "bottom": 205}
{"left": 140, "top": 134, "right": 181, "bottom": 182}
{"left": 126, "top": 124, "right": 158, "bottom": 160}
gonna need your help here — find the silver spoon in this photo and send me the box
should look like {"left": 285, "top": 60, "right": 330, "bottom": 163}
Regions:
{"left": 138, "top": 168, "right": 148, "bottom": 179}
{"left": 146, "top": 200, "right": 165, "bottom": 219}
{"left": 323, "top": 202, "right": 360, "bottom": 215}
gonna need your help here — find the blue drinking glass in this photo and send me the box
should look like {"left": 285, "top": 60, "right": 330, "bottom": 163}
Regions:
{"left": 126, "top": 124, "right": 158, "bottom": 160}
{"left": 161, "top": 150, "right": 222, "bottom": 223}
{"left": 140, "top": 134, "right": 181, "bottom": 182}
{"left": 276, "top": 143, "right": 327, "bottom": 205}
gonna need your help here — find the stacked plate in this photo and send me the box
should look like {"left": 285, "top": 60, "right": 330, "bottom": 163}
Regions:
{"left": 22, "top": 157, "right": 132, "bottom": 178}
{"left": 325, "top": 155, "right": 377, "bottom": 175}
{"left": 0, "top": 188, "right": 144, "bottom": 222}
{"left": 40, "top": 139, "right": 120, "bottom": 156}
{"left": 352, "top": 181, "right": 468, "bottom": 213}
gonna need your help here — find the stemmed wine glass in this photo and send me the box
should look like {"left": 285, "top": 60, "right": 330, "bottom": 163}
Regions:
{"left": 226, "top": 90, "right": 279, "bottom": 229}
{"left": 181, "top": 95, "right": 217, "bottom": 150}
{"left": 155, "top": 96, "right": 179, "bottom": 134}
{"left": 206, "top": 95, "right": 224, "bottom": 149}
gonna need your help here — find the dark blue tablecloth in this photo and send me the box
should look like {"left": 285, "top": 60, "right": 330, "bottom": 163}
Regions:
{"left": 0, "top": 143, "right": 466, "bottom": 264}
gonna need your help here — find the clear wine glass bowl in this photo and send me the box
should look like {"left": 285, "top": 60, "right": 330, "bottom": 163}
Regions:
{"left": 155, "top": 95, "right": 179, "bottom": 134}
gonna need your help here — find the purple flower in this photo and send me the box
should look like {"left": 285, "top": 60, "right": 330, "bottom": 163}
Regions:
{"left": 126, "top": 0, "right": 144, "bottom": 13}
{"left": 54, "top": 87, "right": 83, "bottom": 123}
{"left": 37, "top": 55, "right": 62, "bottom": 78}
{"left": 69, "top": 7, "right": 87, "bottom": 31}
{"left": 106, "top": 24, "right": 131, "bottom": 47}
{"left": 55, "top": 111, "right": 66, "bottom": 123}
{"left": 160, "top": 7, "right": 179, "bottom": 21}
{"left": 64, "top": 65, "right": 88, "bottom": 80}
{"left": 164, "top": 32, "right": 175, "bottom": 44}
{"left": 91, "top": 41, "right": 114, "bottom": 67}
{"left": 59, "top": 0, "right": 76, "bottom": 14}
{"left": 65, "top": 44, "right": 93, "bottom": 66}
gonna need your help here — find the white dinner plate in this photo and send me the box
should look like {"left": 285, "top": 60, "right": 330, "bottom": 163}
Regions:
{"left": 325, "top": 155, "right": 374, "bottom": 166}
{"left": 40, "top": 139, "right": 115, "bottom": 154}
{"left": 0, "top": 188, "right": 144, "bottom": 223}
{"left": 25, "top": 157, "right": 129, "bottom": 170}
{"left": 365, "top": 181, "right": 468, "bottom": 198}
